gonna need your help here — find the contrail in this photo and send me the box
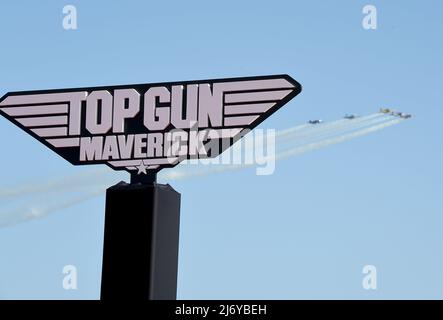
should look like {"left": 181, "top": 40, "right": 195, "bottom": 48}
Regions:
{"left": 0, "top": 188, "right": 106, "bottom": 227}
{"left": 0, "top": 167, "right": 118, "bottom": 200}
{"left": 161, "top": 113, "right": 392, "bottom": 180}
{"left": 275, "top": 113, "right": 390, "bottom": 145}
{"left": 276, "top": 113, "right": 392, "bottom": 145}
{"left": 0, "top": 113, "right": 397, "bottom": 199}
{"left": 0, "top": 167, "right": 114, "bottom": 199}
{"left": 166, "top": 117, "right": 405, "bottom": 178}
{"left": 277, "top": 113, "right": 384, "bottom": 138}
{"left": 0, "top": 113, "right": 389, "bottom": 200}
{"left": 0, "top": 115, "right": 406, "bottom": 226}
{"left": 273, "top": 118, "right": 404, "bottom": 161}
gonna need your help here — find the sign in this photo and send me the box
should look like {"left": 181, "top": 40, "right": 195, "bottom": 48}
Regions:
{"left": 0, "top": 75, "right": 301, "bottom": 174}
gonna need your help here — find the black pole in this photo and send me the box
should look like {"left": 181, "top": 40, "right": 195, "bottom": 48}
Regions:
{"left": 100, "top": 173, "right": 181, "bottom": 300}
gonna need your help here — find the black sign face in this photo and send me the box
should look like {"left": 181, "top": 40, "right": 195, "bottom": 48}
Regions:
{"left": 0, "top": 75, "right": 301, "bottom": 174}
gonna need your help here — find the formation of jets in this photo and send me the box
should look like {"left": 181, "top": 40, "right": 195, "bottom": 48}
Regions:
{"left": 309, "top": 114, "right": 358, "bottom": 124}
{"left": 380, "top": 108, "right": 412, "bottom": 119}
{"left": 308, "top": 108, "right": 411, "bottom": 125}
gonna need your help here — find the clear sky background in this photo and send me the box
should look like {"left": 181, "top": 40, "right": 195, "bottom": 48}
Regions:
{"left": 0, "top": 1, "right": 442, "bottom": 299}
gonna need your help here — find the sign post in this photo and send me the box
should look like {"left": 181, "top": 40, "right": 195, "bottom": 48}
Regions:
{"left": 101, "top": 177, "right": 181, "bottom": 300}
{"left": 0, "top": 75, "right": 301, "bottom": 300}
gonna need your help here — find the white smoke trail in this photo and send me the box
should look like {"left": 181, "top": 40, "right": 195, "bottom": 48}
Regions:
{"left": 165, "top": 118, "right": 404, "bottom": 178}
{"left": 276, "top": 113, "right": 385, "bottom": 140}
{"left": 273, "top": 118, "right": 403, "bottom": 161}
{"left": 0, "top": 113, "right": 396, "bottom": 199}
{"left": 0, "top": 113, "right": 389, "bottom": 200}
{"left": 0, "top": 167, "right": 114, "bottom": 199}
{"left": 0, "top": 187, "right": 106, "bottom": 227}
{"left": 275, "top": 113, "right": 390, "bottom": 146}
{"left": 0, "top": 115, "right": 405, "bottom": 226}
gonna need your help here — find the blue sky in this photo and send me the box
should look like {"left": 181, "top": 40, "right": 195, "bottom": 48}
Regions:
{"left": 0, "top": 0, "right": 442, "bottom": 299}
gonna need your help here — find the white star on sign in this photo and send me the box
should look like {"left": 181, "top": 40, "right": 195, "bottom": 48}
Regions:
{"left": 137, "top": 161, "right": 148, "bottom": 175}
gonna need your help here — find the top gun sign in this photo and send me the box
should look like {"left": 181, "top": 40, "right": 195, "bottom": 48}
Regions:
{"left": 0, "top": 75, "right": 301, "bottom": 174}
